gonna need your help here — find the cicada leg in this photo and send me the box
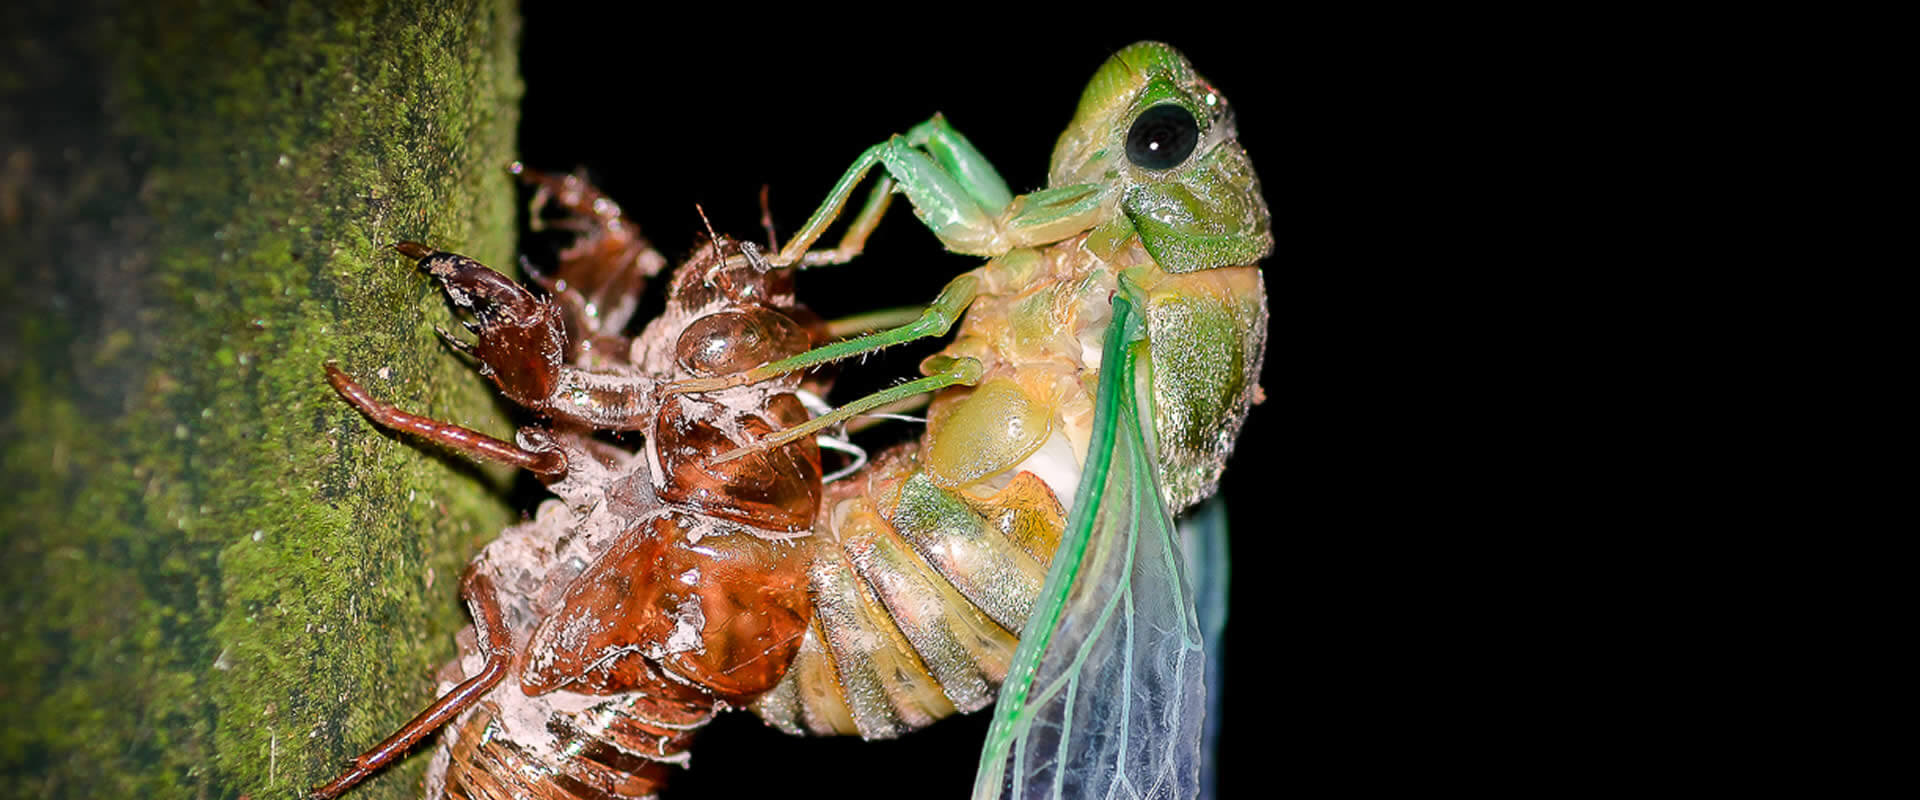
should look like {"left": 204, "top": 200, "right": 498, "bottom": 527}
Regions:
{"left": 310, "top": 568, "right": 515, "bottom": 800}
{"left": 393, "top": 242, "right": 660, "bottom": 430}
{"left": 511, "top": 163, "right": 665, "bottom": 346}
{"left": 323, "top": 363, "right": 567, "bottom": 479}
{"left": 773, "top": 114, "right": 1012, "bottom": 267}
{"left": 667, "top": 270, "right": 981, "bottom": 394}
{"left": 708, "top": 355, "right": 983, "bottom": 464}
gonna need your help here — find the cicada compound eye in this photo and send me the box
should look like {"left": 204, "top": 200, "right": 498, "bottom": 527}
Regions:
{"left": 1125, "top": 104, "right": 1199, "bottom": 170}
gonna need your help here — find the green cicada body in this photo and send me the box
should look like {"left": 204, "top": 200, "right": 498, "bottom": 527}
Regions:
{"left": 726, "top": 41, "right": 1271, "bottom": 799}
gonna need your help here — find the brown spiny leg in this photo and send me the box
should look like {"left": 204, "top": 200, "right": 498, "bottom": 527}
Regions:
{"left": 394, "top": 242, "right": 660, "bottom": 430}
{"left": 324, "top": 363, "right": 566, "bottom": 479}
{"left": 397, "top": 241, "right": 568, "bottom": 412}
{"left": 311, "top": 568, "right": 515, "bottom": 800}
{"left": 512, "top": 163, "right": 664, "bottom": 345}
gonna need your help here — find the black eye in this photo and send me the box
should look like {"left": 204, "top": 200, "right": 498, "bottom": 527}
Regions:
{"left": 1125, "top": 105, "right": 1199, "bottom": 170}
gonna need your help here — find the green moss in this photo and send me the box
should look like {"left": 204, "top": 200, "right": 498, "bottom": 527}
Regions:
{"left": 2, "top": 2, "right": 522, "bottom": 797}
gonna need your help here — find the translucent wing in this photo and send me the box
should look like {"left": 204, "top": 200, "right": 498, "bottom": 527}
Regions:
{"left": 1180, "top": 497, "right": 1229, "bottom": 800}
{"left": 973, "top": 289, "right": 1209, "bottom": 800}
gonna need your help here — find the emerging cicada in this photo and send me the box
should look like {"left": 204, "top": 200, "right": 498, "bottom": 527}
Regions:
{"left": 317, "top": 40, "right": 1267, "bottom": 800}
{"left": 673, "top": 40, "right": 1268, "bottom": 797}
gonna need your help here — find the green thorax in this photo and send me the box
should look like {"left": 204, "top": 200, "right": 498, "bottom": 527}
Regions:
{"left": 961, "top": 234, "right": 1267, "bottom": 513}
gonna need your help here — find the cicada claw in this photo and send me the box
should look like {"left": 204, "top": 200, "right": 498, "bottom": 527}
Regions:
{"left": 393, "top": 242, "right": 569, "bottom": 413}
{"left": 435, "top": 326, "right": 477, "bottom": 359}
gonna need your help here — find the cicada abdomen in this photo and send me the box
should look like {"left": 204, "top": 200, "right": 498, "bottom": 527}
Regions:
{"left": 315, "top": 169, "right": 828, "bottom": 800}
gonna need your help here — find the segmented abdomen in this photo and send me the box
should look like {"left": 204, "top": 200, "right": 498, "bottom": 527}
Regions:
{"left": 431, "top": 693, "right": 696, "bottom": 800}
{"left": 749, "top": 240, "right": 1121, "bottom": 739}
{"left": 753, "top": 439, "right": 1075, "bottom": 738}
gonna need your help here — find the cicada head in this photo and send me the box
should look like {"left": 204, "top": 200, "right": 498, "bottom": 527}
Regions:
{"left": 1048, "top": 41, "right": 1272, "bottom": 273}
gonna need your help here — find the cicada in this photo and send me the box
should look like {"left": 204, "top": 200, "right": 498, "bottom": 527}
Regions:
{"left": 313, "top": 40, "right": 1266, "bottom": 800}
{"left": 680, "top": 40, "right": 1270, "bottom": 799}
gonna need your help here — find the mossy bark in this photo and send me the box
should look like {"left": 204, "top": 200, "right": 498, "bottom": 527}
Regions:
{"left": 1, "top": 2, "right": 522, "bottom": 798}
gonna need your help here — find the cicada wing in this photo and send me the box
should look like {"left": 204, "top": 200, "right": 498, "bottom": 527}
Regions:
{"left": 1180, "top": 497, "right": 1229, "bottom": 800}
{"left": 973, "top": 290, "right": 1208, "bottom": 800}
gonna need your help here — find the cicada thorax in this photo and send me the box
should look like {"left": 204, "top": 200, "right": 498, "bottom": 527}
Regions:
{"left": 403, "top": 229, "right": 828, "bottom": 799}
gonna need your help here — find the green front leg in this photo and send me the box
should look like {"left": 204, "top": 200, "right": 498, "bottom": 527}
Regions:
{"left": 669, "top": 269, "right": 984, "bottom": 393}
{"left": 710, "top": 355, "right": 985, "bottom": 463}
{"left": 905, "top": 114, "right": 1013, "bottom": 215}
{"left": 775, "top": 114, "right": 1017, "bottom": 266}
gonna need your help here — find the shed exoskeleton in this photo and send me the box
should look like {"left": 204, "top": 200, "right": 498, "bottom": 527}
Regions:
{"left": 314, "top": 168, "right": 827, "bottom": 799}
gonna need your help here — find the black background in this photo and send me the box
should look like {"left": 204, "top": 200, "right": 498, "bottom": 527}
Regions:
{"left": 516, "top": 17, "right": 1287, "bottom": 799}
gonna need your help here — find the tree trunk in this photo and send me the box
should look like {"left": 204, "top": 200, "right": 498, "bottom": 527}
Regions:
{"left": 1, "top": 2, "right": 522, "bottom": 797}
